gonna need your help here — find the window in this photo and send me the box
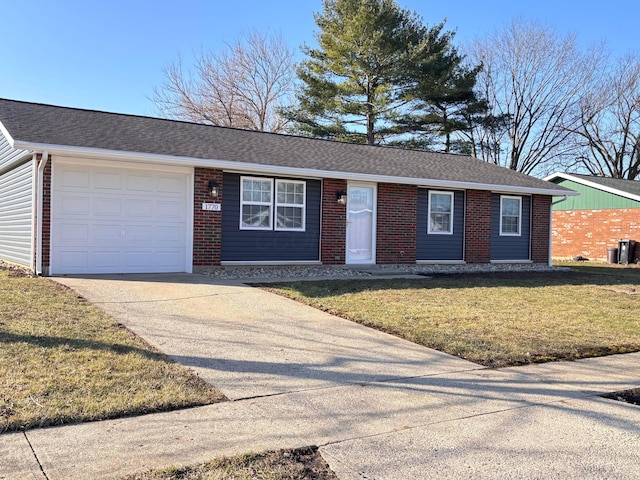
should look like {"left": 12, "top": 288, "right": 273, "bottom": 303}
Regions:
{"left": 275, "top": 180, "right": 305, "bottom": 231}
{"left": 241, "top": 177, "right": 273, "bottom": 229}
{"left": 240, "top": 177, "right": 306, "bottom": 231}
{"left": 428, "top": 191, "right": 454, "bottom": 234}
{"left": 500, "top": 196, "right": 521, "bottom": 236}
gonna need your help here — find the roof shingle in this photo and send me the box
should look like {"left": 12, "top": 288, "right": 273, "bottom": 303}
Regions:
{"left": 0, "top": 98, "right": 571, "bottom": 194}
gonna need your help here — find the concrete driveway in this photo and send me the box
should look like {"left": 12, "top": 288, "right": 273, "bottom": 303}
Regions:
{"left": 54, "top": 273, "right": 481, "bottom": 400}
{"left": 7, "top": 272, "right": 637, "bottom": 479}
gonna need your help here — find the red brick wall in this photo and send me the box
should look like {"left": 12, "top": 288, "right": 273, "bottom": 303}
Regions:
{"left": 531, "top": 195, "right": 552, "bottom": 264}
{"left": 376, "top": 183, "right": 417, "bottom": 264}
{"left": 193, "top": 168, "right": 223, "bottom": 267}
{"left": 41, "top": 157, "right": 51, "bottom": 274}
{"left": 464, "top": 190, "right": 491, "bottom": 263}
{"left": 321, "top": 179, "right": 347, "bottom": 264}
{"left": 552, "top": 208, "right": 640, "bottom": 261}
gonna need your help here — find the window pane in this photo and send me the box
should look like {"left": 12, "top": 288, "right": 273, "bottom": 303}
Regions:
{"left": 242, "top": 205, "right": 270, "bottom": 228}
{"left": 430, "top": 213, "right": 451, "bottom": 232}
{"left": 502, "top": 198, "right": 519, "bottom": 216}
{"left": 276, "top": 206, "right": 303, "bottom": 229}
{"left": 431, "top": 194, "right": 451, "bottom": 213}
{"left": 501, "top": 216, "right": 518, "bottom": 234}
{"left": 276, "top": 181, "right": 304, "bottom": 205}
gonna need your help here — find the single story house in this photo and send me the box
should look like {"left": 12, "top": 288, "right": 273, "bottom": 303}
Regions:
{"left": 0, "top": 98, "right": 574, "bottom": 275}
{"left": 545, "top": 172, "right": 640, "bottom": 262}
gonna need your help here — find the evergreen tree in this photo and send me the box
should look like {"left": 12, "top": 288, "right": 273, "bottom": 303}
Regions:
{"left": 285, "top": 0, "right": 456, "bottom": 146}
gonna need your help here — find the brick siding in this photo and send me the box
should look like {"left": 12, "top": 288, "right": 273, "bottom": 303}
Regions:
{"left": 376, "top": 183, "right": 417, "bottom": 264}
{"left": 464, "top": 190, "right": 491, "bottom": 263}
{"left": 41, "top": 156, "right": 51, "bottom": 274}
{"left": 552, "top": 208, "right": 640, "bottom": 262}
{"left": 531, "top": 195, "right": 551, "bottom": 264}
{"left": 320, "top": 179, "right": 347, "bottom": 264}
{"left": 193, "top": 168, "right": 223, "bottom": 268}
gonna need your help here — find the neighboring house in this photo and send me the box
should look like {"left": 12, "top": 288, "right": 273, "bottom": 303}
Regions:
{"left": 545, "top": 172, "right": 640, "bottom": 262}
{"left": 0, "top": 98, "right": 574, "bottom": 275}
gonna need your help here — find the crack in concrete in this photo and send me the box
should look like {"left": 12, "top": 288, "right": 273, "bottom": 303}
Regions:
{"left": 23, "top": 431, "right": 48, "bottom": 480}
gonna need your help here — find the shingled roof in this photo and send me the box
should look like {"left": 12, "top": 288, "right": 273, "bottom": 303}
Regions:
{"left": 0, "top": 98, "right": 572, "bottom": 195}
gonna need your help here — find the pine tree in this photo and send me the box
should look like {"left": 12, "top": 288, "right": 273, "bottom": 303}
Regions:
{"left": 285, "top": 0, "right": 455, "bottom": 146}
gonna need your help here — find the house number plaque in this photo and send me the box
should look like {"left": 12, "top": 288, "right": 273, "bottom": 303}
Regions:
{"left": 202, "top": 203, "right": 221, "bottom": 211}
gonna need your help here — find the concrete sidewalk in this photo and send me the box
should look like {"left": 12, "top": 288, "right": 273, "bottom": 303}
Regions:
{"left": 2, "top": 274, "right": 640, "bottom": 479}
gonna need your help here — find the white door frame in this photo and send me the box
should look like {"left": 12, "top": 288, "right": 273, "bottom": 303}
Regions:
{"left": 345, "top": 182, "right": 377, "bottom": 264}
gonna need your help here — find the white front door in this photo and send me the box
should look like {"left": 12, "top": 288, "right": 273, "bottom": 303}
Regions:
{"left": 346, "top": 183, "right": 376, "bottom": 264}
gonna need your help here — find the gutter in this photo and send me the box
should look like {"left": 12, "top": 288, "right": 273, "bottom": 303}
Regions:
{"left": 548, "top": 195, "right": 568, "bottom": 266}
{"left": 13, "top": 140, "right": 577, "bottom": 198}
{"left": 35, "top": 151, "right": 48, "bottom": 275}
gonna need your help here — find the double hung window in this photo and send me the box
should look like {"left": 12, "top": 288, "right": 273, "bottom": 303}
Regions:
{"left": 240, "top": 177, "right": 306, "bottom": 231}
{"left": 428, "top": 191, "right": 454, "bottom": 234}
{"left": 500, "top": 196, "right": 522, "bottom": 236}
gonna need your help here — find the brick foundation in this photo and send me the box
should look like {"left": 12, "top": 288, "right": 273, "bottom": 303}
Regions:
{"left": 552, "top": 208, "right": 640, "bottom": 262}
{"left": 320, "top": 179, "right": 348, "bottom": 264}
{"left": 193, "top": 168, "right": 223, "bottom": 268}
{"left": 376, "top": 183, "right": 417, "bottom": 264}
{"left": 464, "top": 190, "right": 491, "bottom": 263}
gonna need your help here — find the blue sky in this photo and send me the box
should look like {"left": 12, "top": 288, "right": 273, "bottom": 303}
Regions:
{"left": 1, "top": 0, "right": 637, "bottom": 117}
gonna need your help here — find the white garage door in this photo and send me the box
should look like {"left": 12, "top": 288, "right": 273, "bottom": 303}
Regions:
{"left": 51, "top": 161, "right": 191, "bottom": 274}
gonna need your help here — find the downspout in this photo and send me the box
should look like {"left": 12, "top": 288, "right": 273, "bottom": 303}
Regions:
{"left": 30, "top": 154, "right": 38, "bottom": 272}
{"left": 36, "top": 151, "right": 48, "bottom": 275}
{"left": 548, "top": 195, "right": 568, "bottom": 266}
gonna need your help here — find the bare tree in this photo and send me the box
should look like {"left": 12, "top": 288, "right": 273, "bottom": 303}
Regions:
{"left": 466, "top": 19, "right": 592, "bottom": 175}
{"left": 570, "top": 54, "right": 640, "bottom": 180}
{"left": 151, "top": 31, "right": 296, "bottom": 132}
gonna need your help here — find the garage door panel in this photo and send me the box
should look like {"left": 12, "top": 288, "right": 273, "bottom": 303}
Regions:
{"left": 60, "top": 170, "right": 89, "bottom": 188}
{"left": 125, "top": 198, "right": 154, "bottom": 218}
{"left": 93, "top": 224, "right": 121, "bottom": 242}
{"left": 94, "top": 172, "right": 122, "bottom": 190}
{"left": 94, "top": 198, "right": 122, "bottom": 216}
{"left": 157, "top": 176, "right": 187, "bottom": 193}
{"left": 60, "top": 196, "right": 90, "bottom": 215}
{"left": 59, "top": 224, "right": 90, "bottom": 243}
{"left": 126, "top": 175, "right": 154, "bottom": 192}
{"left": 52, "top": 163, "right": 190, "bottom": 274}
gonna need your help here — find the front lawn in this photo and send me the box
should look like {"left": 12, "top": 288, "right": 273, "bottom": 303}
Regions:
{"left": 262, "top": 266, "right": 640, "bottom": 367}
{"left": 0, "top": 268, "right": 226, "bottom": 432}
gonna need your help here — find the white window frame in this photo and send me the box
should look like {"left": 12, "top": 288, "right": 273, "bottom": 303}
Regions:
{"left": 500, "top": 195, "right": 522, "bottom": 236}
{"left": 275, "top": 179, "right": 306, "bottom": 232}
{"left": 427, "top": 190, "right": 454, "bottom": 235}
{"left": 240, "top": 177, "right": 273, "bottom": 231}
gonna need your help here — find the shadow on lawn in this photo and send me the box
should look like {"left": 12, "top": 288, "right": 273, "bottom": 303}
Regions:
{"left": 259, "top": 269, "right": 640, "bottom": 296}
{"left": 0, "top": 330, "right": 168, "bottom": 361}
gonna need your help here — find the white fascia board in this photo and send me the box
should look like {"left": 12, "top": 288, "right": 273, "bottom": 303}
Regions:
{"left": 545, "top": 172, "right": 640, "bottom": 202}
{"left": 0, "top": 120, "right": 16, "bottom": 147}
{"left": 14, "top": 140, "right": 575, "bottom": 197}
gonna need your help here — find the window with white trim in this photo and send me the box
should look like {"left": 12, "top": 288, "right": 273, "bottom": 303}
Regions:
{"left": 240, "top": 177, "right": 306, "bottom": 231}
{"left": 500, "top": 196, "right": 521, "bottom": 236}
{"left": 241, "top": 177, "right": 273, "bottom": 230}
{"left": 275, "top": 180, "right": 305, "bottom": 231}
{"left": 428, "top": 191, "right": 454, "bottom": 234}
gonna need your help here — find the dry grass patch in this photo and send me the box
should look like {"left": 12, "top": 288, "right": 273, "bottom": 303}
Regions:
{"left": 120, "top": 446, "right": 337, "bottom": 480}
{"left": 0, "top": 269, "right": 226, "bottom": 432}
{"left": 262, "top": 268, "right": 640, "bottom": 367}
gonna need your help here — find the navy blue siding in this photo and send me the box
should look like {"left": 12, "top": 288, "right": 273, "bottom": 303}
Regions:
{"left": 490, "top": 194, "right": 531, "bottom": 260}
{"left": 221, "top": 173, "right": 321, "bottom": 262}
{"left": 416, "top": 189, "right": 464, "bottom": 261}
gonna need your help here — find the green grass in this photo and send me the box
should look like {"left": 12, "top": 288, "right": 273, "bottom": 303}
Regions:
{"left": 262, "top": 266, "right": 640, "bottom": 367}
{"left": 118, "top": 446, "right": 337, "bottom": 480}
{"left": 0, "top": 269, "right": 226, "bottom": 432}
